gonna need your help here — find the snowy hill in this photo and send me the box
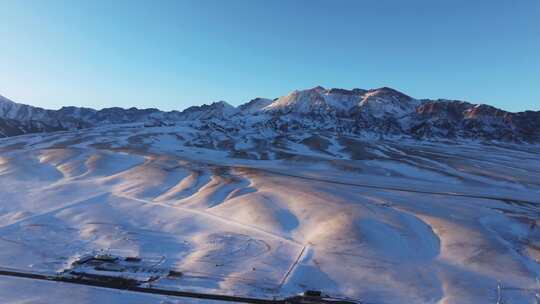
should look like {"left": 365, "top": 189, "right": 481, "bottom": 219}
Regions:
{"left": 1, "top": 120, "right": 540, "bottom": 303}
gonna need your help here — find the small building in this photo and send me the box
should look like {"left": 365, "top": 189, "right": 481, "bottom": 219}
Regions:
{"left": 302, "top": 290, "right": 322, "bottom": 298}
{"left": 94, "top": 253, "right": 118, "bottom": 262}
{"left": 124, "top": 256, "right": 142, "bottom": 262}
{"left": 168, "top": 270, "right": 183, "bottom": 277}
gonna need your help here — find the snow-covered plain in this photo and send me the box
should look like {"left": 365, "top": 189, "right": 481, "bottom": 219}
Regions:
{"left": 1, "top": 124, "right": 540, "bottom": 304}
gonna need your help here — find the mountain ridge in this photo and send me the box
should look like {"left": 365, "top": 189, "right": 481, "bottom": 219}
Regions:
{"left": 1, "top": 87, "right": 539, "bottom": 142}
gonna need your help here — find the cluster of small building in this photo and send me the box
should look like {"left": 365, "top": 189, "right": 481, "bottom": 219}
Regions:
{"left": 59, "top": 252, "right": 182, "bottom": 286}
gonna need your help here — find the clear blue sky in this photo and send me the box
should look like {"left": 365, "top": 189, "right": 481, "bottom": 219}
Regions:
{"left": 1, "top": 0, "right": 538, "bottom": 112}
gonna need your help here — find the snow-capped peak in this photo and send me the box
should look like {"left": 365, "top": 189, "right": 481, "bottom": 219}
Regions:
{"left": 208, "top": 100, "right": 237, "bottom": 115}
{"left": 239, "top": 97, "right": 274, "bottom": 114}
{"left": 255, "top": 86, "right": 417, "bottom": 117}
{"left": 0, "top": 94, "right": 51, "bottom": 122}
{"left": 180, "top": 100, "right": 239, "bottom": 120}
{"left": 359, "top": 87, "right": 418, "bottom": 118}
{"left": 262, "top": 86, "right": 334, "bottom": 114}
{"left": 0, "top": 94, "right": 16, "bottom": 105}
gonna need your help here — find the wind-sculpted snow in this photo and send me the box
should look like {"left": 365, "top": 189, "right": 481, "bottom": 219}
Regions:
{"left": 1, "top": 126, "right": 540, "bottom": 304}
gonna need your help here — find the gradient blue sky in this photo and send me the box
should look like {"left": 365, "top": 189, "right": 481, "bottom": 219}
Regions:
{"left": 1, "top": 0, "right": 539, "bottom": 112}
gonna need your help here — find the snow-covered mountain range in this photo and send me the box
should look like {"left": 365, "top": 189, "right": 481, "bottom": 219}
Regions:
{"left": 1, "top": 87, "right": 539, "bottom": 142}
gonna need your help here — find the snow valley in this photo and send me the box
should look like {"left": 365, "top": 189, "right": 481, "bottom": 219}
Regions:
{"left": 0, "top": 86, "right": 540, "bottom": 303}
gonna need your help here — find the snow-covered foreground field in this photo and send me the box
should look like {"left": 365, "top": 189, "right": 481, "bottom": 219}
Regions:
{"left": 1, "top": 124, "right": 540, "bottom": 304}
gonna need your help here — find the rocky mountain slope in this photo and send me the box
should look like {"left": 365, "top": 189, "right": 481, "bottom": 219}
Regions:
{"left": 1, "top": 87, "right": 539, "bottom": 142}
